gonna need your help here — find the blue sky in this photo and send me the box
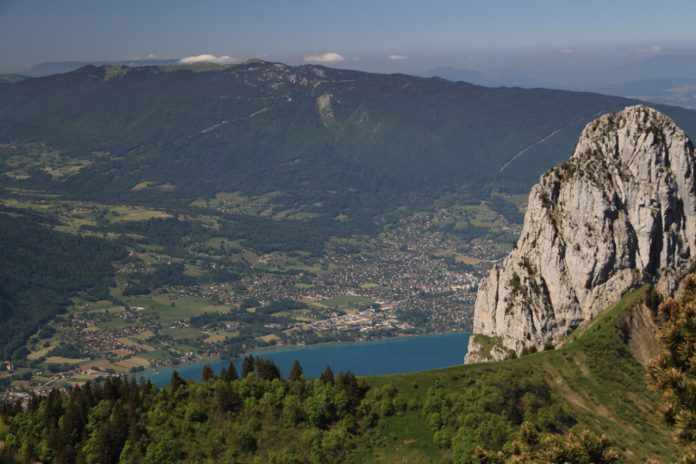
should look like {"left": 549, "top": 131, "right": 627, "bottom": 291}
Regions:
{"left": 2, "top": 0, "right": 696, "bottom": 73}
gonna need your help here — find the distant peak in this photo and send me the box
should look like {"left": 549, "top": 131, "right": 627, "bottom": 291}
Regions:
{"left": 243, "top": 58, "right": 269, "bottom": 65}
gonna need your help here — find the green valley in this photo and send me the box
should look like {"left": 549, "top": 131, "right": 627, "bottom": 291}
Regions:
{"left": 3, "top": 62, "right": 696, "bottom": 395}
{"left": 0, "top": 183, "right": 512, "bottom": 393}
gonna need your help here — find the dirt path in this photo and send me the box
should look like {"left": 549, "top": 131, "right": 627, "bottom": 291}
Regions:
{"left": 499, "top": 127, "right": 564, "bottom": 172}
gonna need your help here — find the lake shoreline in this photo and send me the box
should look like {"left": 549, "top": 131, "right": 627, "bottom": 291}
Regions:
{"left": 247, "top": 328, "right": 468, "bottom": 354}
{"left": 140, "top": 331, "right": 472, "bottom": 385}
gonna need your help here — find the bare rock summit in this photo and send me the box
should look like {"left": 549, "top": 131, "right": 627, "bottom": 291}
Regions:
{"left": 466, "top": 105, "right": 696, "bottom": 363}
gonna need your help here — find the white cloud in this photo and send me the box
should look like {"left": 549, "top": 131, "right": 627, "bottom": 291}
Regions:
{"left": 303, "top": 52, "right": 346, "bottom": 63}
{"left": 387, "top": 54, "right": 409, "bottom": 61}
{"left": 634, "top": 45, "right": 663, "bottom": 54}
{"left": 179, "top": 54, "right": 241, "bottom": 65}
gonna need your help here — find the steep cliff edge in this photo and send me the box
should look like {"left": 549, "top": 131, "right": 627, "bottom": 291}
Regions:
{"left": 466, "top": 105, "right": 696, "bottom": 363}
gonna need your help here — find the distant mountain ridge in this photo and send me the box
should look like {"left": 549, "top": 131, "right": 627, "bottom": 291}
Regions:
{"left": 0, "top": 74, "right": 31, "bottom": 84}
{"left": 2, "top": 61, "right": 696, "bottom": 226}
{"left": 422, "top": 54, "right": 696, "bottom": 109}
{"left": 592, "top": 78, "right": 696, "bottom": 110}
{"left": 20, "top": 59, "right": 181, "bottom": 77}
{"left": 419, "top": 66, "right": 560, "bottom": 88}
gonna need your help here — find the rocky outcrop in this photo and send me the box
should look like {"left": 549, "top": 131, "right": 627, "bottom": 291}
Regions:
{"left": 466, "top": 105, "right": 696, "bottom": 363}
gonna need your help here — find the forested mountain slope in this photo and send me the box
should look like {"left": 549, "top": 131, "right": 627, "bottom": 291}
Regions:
{"left": 0, "top": 211, "right": 124, "bottom": 359}
{"left": 2, "top": 61, "right": 696, "bottom": 221}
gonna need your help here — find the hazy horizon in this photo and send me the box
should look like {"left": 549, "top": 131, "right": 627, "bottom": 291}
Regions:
{"left": 2, "top": 0, "right": 696, "bottom": 75}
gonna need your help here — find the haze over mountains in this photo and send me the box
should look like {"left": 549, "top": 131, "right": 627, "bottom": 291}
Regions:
{"left": 8, "top": 52, "right": 696, "bottom": 111}
{"left": 422, "top": 54, "right": 696, "bottom": 109}
{"left": 15, "top": 59, "right": 182, "bottom": 78}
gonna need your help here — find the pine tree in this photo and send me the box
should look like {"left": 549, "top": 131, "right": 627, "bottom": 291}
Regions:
{"left": 201, "top": 364, "right": 215, "bottom": 381}
{"left": 335, "top": 371, "right": 364, "bottom": 411}
{"left": 220, "top": 362, "right": 239, "bottom": 382}
{"left": 242, "top": 354, "right": 255, "bottom": 378}
{"left": 648, "top": 274, "right": 696, "bottom": 456}
{"left": 170, "top": 371, "right": 186, "bottom": 391}
{"left": 254, "top": 357, "right": 281, "bottom": 381}
{"left": 214, "top": 383, "right": 241, "bottom": 413}
{"left": 289, "top": 360, "right": 304, "bottom": 382}
{"left": 320, "top": 365, "right": 335, "bottom": 385}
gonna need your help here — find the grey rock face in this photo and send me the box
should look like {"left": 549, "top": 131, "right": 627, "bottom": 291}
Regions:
{"left": 465, "top": 105, "right": 696, "bottom": 363}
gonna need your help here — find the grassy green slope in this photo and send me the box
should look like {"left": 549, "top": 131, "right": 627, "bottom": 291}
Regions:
{"left": 353, "top": 287, "right": 680, "bottom": 463}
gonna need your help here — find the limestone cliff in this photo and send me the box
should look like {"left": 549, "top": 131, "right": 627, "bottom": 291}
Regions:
{"left": 465, "top": 105, "right": 696, "bottom": 363}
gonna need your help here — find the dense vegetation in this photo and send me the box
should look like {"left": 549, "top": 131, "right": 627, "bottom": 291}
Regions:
{"left": 0, "top": 357, "right": 622, "bottom": 464}
{"left": 0, "top": 211, "right": 124, "bottom": 359}
{"left": 1, "top": 284, "right": 691, "bottom": 463}
{"left": 648, "top": 274, "right": 696, "bottom": 461}
{"left": 0, "top": 360, "right": 372, "bottom": 464}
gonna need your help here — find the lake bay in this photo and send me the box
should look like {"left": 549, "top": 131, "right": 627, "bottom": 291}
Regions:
{"left": 142, "top": 332, "right": 471, "bottom": 385}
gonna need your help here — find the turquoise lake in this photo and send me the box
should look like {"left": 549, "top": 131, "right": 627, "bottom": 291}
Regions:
{"left": 141, "top": 332, "right": 471, "bottom": 386}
